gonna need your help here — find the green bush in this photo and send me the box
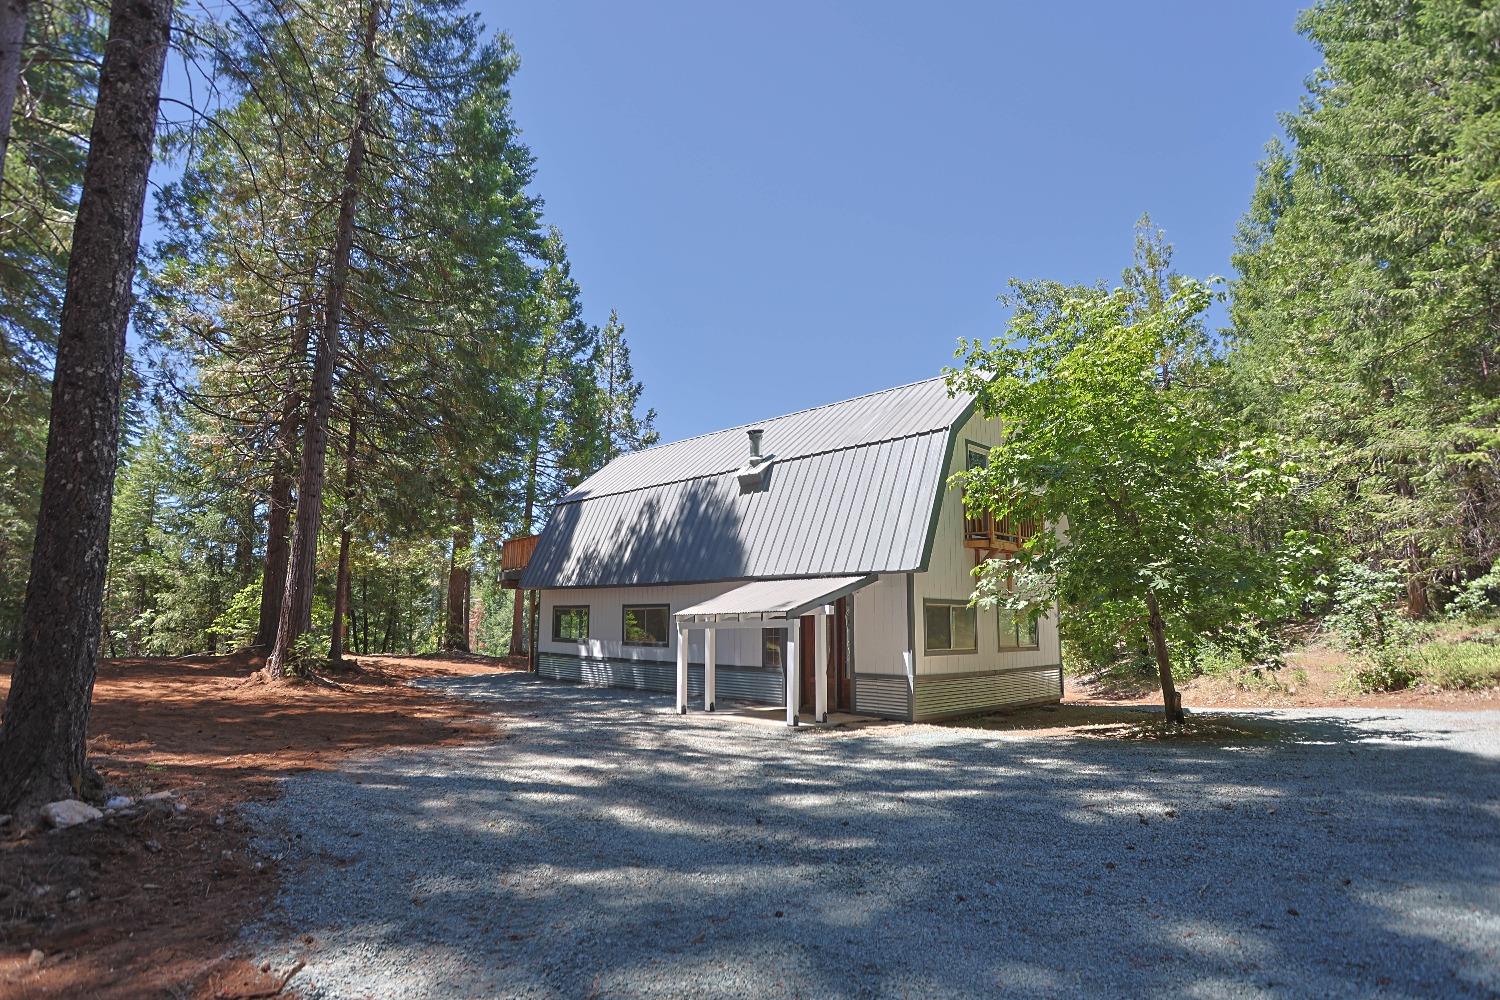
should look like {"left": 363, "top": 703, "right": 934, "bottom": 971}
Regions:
{"left": 1344, "top": 650, "right": 1419, "bottom": 693}
{"left": 1412, "top": 636, "right": 1500, "bottom": 690}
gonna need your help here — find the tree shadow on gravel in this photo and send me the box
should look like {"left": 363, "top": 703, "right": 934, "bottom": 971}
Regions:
{"left": 248, "top": 672, "right": 1500, "bottom": 999}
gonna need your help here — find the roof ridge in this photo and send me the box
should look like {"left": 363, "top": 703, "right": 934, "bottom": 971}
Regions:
{"left": 558, "top": 425, "right": 953, "bottom": 506}
{"left": 626, "top": 373, "right": 956, "bottom": 456}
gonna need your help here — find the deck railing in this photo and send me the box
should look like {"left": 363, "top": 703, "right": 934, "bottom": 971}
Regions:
{"left": 962, "top": 511, "right": 1039, "bottom": 552}
{"left": 501, "top": 533, "right": 539, "bottom": 573}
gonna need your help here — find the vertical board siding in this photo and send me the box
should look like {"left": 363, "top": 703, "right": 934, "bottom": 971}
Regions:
{"left": 539, "top": 583, "right": 762, "bottom": 666}
{"left": 850, "top": 573, "right": 908, "bottom": 677}
{"left": 912, "top": 412, "right": 1062, "bottom": 677}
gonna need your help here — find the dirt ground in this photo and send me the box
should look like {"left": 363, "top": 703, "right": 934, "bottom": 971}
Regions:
{"left": 0, "top": 651, "right": 518, "bottom": 1000}
{"left": 1065, "top": 641, "right": 1500, "bottom": 711}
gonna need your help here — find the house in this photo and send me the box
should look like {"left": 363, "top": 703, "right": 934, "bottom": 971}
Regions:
{"left": 506, "top": 375, "right": 1061, "bottom": 724}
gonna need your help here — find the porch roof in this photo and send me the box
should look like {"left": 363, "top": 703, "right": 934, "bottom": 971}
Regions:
{"left": 673, "top": 575, "right": 876, "bottom": 625}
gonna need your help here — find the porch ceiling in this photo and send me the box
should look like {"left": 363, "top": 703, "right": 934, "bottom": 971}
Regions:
{"left": 673, "top": 575, "right": 876, "bottom": 624}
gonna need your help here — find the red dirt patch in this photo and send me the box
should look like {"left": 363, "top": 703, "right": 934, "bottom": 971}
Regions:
{"left": 0, "top": 652, "right": 514, "bottom": 999}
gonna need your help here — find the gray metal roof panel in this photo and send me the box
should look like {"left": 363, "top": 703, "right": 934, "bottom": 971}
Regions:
{"left": 521, "top": 375, "right": 974, "bottom": 589}
{"left": 564, "top": 375, "right": 971, "bottom": 502}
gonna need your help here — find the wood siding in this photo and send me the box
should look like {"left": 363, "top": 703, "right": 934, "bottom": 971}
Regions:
{"left": 849, "top": 573, "right": 908, "bottom": 677}
{"left": 911, "top": 410, "right": 1062, "bottom": 679}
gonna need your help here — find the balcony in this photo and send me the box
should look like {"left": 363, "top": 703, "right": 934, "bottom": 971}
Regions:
{"left": 963, "top": 511, "right": 1038, "bottom": 554}
{"left": 500, "top": 534, "right": 539, "bottom": 588}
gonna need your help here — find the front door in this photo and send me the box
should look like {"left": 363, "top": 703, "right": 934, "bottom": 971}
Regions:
{"left": 799, "top": 598, "right": 851, "bottom": 714}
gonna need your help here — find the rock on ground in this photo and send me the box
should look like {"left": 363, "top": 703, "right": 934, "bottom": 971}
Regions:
{"left": 40, "top": 800, "right": 102, "bottom": 829}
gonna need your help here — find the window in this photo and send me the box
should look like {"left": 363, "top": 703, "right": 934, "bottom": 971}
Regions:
{"left": 762, "top": 628, "right": 786, "bottom": 670}
{"left": 966, "top": 444, "right": 989, "bottom": 472}
{"left": 924, "top": 600, "right": 978, "bottom": 654}
{"left": 998, "top": 608, "right": 1040, "bottom": 651}
{"left": 552, "top": 605, "right": 589, "bottom": 643}
{"left": 623, "top": 604, "right": 670, "bottom": 647}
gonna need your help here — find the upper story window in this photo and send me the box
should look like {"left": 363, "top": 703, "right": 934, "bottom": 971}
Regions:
{"left": 623, "top": 604, "right": 671, "bottom": 647}
{"left": 923, "top": 599, "right": 978, "bottom": 654}
{"left": 552, "top": 605, "right": 589, "bottom": 643}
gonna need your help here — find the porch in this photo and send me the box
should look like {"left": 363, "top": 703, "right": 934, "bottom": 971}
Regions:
{"left": 672, "top": 575, "right": 876, "bottom": 727}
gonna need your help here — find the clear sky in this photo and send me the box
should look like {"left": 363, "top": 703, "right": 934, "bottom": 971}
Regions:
{"left": 473, "top": 0, "right": 1320, "bottom": 445}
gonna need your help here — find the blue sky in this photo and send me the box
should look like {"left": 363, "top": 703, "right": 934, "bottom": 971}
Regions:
{"left": 476, "top": 0, "right": 1320, "bottom": 445}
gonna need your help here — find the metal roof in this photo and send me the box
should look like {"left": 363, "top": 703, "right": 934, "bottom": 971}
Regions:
{"left": 675, "top": 576, "right": 876, "bottom": 622}
{"left": 522, "top": 375, "right": 975, "bottom": 589}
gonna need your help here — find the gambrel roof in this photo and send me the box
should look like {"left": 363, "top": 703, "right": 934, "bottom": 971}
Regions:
{"left": 521, "top": 375, "right": 976, "bottom": 589}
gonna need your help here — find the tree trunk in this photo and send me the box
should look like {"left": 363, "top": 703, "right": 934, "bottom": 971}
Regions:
{"left": 253, "top": 301, "right": 313, "bottom": 653}
{"left": 263, "top": 0, "right": 382, "bottom": 679}
{"left": 0, "top": 0, "right": 170, "bottom": 816}
{"left": 328, "top": 406, "right": 359, "bottom": 664}
{"left": 444, "top": 515, "right": 472, "bottom": 652}
{"left": 0, "top": 0, "right": 28, "bottom": 191}
{"left": 1144, "top": 590, "right": 1185, "bottom": 723}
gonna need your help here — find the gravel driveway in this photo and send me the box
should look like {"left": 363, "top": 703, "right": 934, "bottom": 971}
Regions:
{"left": 247, "top": 672, "right": 1500, "bottom": 999}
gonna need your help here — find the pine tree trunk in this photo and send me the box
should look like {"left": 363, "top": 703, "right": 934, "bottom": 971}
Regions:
{"left": 0, "top": 0, "right": 170, "bottom": 816}
{"left": 0, "top": 0, "right": 28, "bottom": 190}
{"left": 1144, "top": 590, "right": 1185, "bottom": 723}
{"left": 263, "top": 1, "right": 382, "bottom": 679}
{"left": 253, "top": 301, "right": 313, "bottom": 653}
{"left": 444, "top": 515, "right": 472, "bottom": 652}
{"left": 328, "top": 406, "right": 359, "bottom": 664}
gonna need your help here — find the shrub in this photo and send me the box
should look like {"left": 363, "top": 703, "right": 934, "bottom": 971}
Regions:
{"left": 1412, "top": 636, "right": 1500, "bottom": 690}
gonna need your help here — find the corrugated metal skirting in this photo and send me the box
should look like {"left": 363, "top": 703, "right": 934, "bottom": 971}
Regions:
{"left": 853, "top": 674, "right": 909, "bottom": 720}
{"left": 537, "top": 653, "right": 784, "bottom": 706}
{"left": 912, "top": 667, "right": 1063, "bottom": 721}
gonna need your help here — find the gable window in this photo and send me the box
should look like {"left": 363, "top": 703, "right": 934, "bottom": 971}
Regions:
{"left": 966, "top": 444, "right": 989, "bottom": 472}
{"left": 762, "top": 628, "right": 786, "bottom": 670}
{"left": 998, "top": 607, "right": 1040, "bottom": 651}
{"left": 923, "top": 599, "right": 978, "bottom": 654}
{"left": 623, "top": 604, "right": 671, "bottom": 647}
{"left": 552, "top": 605, "right": 589, "bottom": 643}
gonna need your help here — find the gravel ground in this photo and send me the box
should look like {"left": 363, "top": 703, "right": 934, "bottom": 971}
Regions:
{"left": 246, "top": 673, "right": 1500, "bottom": 999}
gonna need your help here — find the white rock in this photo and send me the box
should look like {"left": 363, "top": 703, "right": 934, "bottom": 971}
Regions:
{"left": 40, "top": 800, "right": 102, "bottom": 829}
{"left": 105, "top": 795, "right": 133, "bottom": 810}
{"left": 141, "top": 791, "right": 174, "bottom": 802}
{"left": 27, "top": 949, "right": 44, "bottom": 967}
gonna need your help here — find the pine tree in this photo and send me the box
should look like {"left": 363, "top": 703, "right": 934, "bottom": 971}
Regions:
{"left": 593, "top": 310, "right": 659, "bottom": 461}
{"left": 0, "top": 0, "right": 172, "bottom": 816}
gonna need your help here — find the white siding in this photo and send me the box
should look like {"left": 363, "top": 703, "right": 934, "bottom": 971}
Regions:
{"left": 538, "top": 583, "right": 764, "bottom": 667}
{"left": 851, "top": 572, "right": 909, "bottom": 677}
{"left": 911, "top": 411, "right": 1062, "bottom": 677}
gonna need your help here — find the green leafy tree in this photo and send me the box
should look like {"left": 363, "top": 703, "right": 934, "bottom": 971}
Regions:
{"left": 951, "top": 272, "right": 1306, "bottom": 721}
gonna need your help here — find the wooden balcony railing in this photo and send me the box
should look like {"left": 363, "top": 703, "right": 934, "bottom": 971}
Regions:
{"left": 962, "top": 510, "right": 1039, "bottom": 553}
{"left": 501, "top": 533, "right": 539, "bottom": 573}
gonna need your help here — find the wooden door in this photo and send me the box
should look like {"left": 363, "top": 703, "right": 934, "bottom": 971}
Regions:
{"left": 798, "top": 599, "right": 851, "bottom": 714}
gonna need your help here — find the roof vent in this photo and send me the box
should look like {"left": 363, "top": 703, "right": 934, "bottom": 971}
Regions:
{"left": 736, "top": 429, "right": 774, "bottom": 492}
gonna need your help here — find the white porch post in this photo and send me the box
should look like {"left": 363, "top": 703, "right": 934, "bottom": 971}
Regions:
{"left": 704, "top": 627, "right": 717, "bottom": 712}
{"left": 675, "top": 621, "right": 689, "bottom": 715}
{"left": 814, "top": 605, "right": 830, "bottom": 723}
{"left": 785, "top": 619, "right": 800, "bottom": 727}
